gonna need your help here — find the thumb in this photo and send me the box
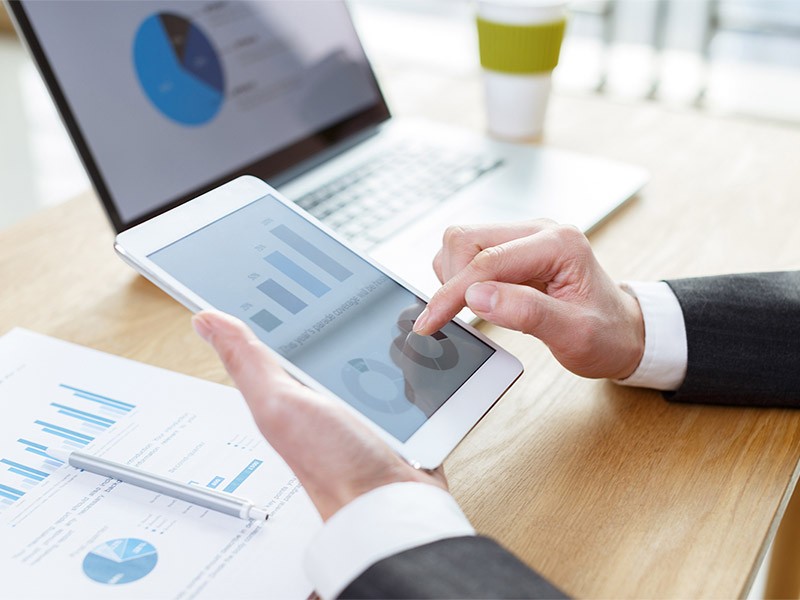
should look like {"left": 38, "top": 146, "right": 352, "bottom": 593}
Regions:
{"left": 465, "top": 281, "right": 569, "bottom": 341}
{"left": 192, "top": 310, "right": 298, "bottom": 412}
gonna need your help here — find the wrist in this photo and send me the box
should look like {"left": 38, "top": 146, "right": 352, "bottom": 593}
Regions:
{"left": 330, "top": 461, "right": 447, "bottom": 520}
{"left": 615, "top": 283, "right": 646, "bottom": 380}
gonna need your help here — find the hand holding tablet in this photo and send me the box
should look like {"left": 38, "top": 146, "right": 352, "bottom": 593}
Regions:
{"left": 115, "top": 176, "right": 522, "bottom": 468}
{"left": 191, "top": 309, "right": 449, "bottom": 520}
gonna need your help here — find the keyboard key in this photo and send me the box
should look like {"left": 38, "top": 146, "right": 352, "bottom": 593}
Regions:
{"left": 295, "top": 143, "right": 504, "bottom": 248}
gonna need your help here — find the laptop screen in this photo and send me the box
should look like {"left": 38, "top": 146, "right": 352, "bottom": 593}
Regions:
{"left": 13, "top": 0, "right": 388, "bottom": 230}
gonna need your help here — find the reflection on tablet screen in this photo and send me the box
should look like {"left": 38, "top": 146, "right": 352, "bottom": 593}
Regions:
{"left": 149, "top": 196, "right": 495, "bottom": 441}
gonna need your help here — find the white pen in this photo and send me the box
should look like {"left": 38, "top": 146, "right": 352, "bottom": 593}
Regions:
{"left": 49, "top": 449, "right": 270, "bottom": 521}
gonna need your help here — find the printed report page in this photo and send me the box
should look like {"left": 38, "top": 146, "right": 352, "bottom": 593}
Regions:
{"left": 0, "top": 329, "right": 319, "bottom": 599}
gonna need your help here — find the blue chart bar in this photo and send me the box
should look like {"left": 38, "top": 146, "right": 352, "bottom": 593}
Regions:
{"left": 59, "top": 384, "right": 136, "bottom": 412}
{"left": 272, "top": 225, "right": 353, "bottom": 282}
{"left": 1, "top": 459, "right": 49, "bottom": 481}
{"left": 265, "top": 251, "right": 331, "bottom": 298}
{"left": 25, "top": 447, "right": 53, "bottom": 460}
{"left": 36, "top": 420, "right": 93, "bottom": 445}
{"left": 250, "top": 309, "right": 282, "bottom": 333}
{"left": 257, "top": 279, "right": 307, "bottom": 314}
{"left": 223, "top": 460, "right": 263, "bottom": 493}
{"left": 18, "top": 439, "right": 46, "bottom": 451}
{"left": 19, "top": 438, "right": 65, "bottom": 465}
{"left": 0, "top": 483, "right": 24, "bottom": 501}
{"left": 51, "top": 403, "right": 114, "bottom": 428}
{"left": 207, "top": 476, "right": 224, "bottom": 489}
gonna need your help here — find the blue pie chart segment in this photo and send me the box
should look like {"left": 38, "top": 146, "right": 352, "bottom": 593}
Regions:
{"left": 133, "top": 13, "right": 224, "bottom": 125}
{"left": 82, "top": 538, "right": 158, "bottom": 585}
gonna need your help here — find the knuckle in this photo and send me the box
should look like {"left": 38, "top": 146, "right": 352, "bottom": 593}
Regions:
{"left": 517, "top": 297, "right": 544, "bottom": 335}
{"left": 560, "top": 224, "right": 590, "bottom": 248}
{"left": 432, "top": 250, "right": 442, "bottom": 271}
{"left": 472, "top": 245, "right": 504, "bottom": 272}
{"left": 442, "top": 224, "right": 470, "bottom": 247}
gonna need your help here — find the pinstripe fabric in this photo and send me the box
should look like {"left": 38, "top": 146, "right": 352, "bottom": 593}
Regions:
{"left": 341, "top": 536, "right": 566, "bottom": 599}
{"left": 666, "top": 271, "right": 800, "bottom": 406}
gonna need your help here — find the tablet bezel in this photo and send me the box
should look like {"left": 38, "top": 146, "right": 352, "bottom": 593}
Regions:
{"left": 115, "top": 175, "right": 523, "bottom": 468}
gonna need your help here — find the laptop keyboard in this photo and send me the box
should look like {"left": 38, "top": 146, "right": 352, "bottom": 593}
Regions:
{"left": 294, "top": 143, "right": 504, "bottom": 248}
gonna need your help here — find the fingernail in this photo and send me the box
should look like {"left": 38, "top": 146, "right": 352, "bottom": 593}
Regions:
{"left": 465, "top": 283, "right": 497, "bottom": 313}
{"left": 413, "top": 308, "right": 430, "bottom": 333}
{"left": 192, "top": 313, "right": 213, "bottom": 342}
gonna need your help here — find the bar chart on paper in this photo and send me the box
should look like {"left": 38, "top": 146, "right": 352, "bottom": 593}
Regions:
{"left": 0, "top": 383, "right": 135, "bottom": 511}
{"left": 0, "top": 329, "right": 318, "bottom": 600}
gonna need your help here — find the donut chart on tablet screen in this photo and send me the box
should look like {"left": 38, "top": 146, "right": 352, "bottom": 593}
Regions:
{"left": 341, "top": 358, "right": 410, "bottom": 414}
{"left": 393, "top": 320, "right": 459, "bottom": 371}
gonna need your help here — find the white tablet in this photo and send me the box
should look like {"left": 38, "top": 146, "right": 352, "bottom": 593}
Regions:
{"left": 115, "top": 175, "right": 522, "bottom": 468}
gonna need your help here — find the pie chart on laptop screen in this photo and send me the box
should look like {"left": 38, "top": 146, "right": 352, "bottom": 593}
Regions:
{"left": 133, "top": 13, "right": 225, "bottom": 126}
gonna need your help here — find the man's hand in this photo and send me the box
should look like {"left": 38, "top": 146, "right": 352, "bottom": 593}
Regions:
{"left": 413, "top": 221, "right": 645, "bottom": 380}
{"left": 193, "top": 311, "right": 447, "bottom": 521}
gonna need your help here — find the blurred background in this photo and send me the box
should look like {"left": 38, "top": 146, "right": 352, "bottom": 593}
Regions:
{"left": 0, "top": 2, "right": 798, "bottom": 595}
{"left": 1, "top": 0, "right": 799, "bottom": 230}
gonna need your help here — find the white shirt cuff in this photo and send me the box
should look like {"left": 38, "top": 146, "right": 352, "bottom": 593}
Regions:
{"left": 304, "top": 482, "right": 475, "bottom": 600}
{"left": 617, "top": 281, "right": 687, "bottom": 391}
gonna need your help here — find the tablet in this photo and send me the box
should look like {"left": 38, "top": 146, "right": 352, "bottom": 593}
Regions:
{"left": 115, "top": 175, "right": 522, "bottom": 468}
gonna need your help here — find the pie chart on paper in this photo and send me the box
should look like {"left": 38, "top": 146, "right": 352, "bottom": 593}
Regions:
{"left": 133, "top": 13, "right": 225, "bottom": 126}
{"left": 82, "top": 538, "right": 158, "bottom": 585}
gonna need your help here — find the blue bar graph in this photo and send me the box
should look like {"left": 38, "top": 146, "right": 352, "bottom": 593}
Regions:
{"left": 0, "top": 483, "right": 24, "bottom": 500}
{"left": 265, "top": 251, "right": 331, "bottom": 297}
{"left": 1, "top": 459, "right": 49, "bottom": 480}
{"left": 18, "top": 439, "right": 47, "bottom": 451}
{"left": 25, "top": 447, "right": 53, "bottom": 460}
{"left": 0, "top": 386, "right": 138, "bottom": 514}
{"left": 257, "top": 279, "right": 307, "bottom": 314}
{"left": 59, "top": 384, "right": 135, "bottom": 412}
{"left": 52, "top": 403, "right": 114, "bottom": 428}
{"left": 9, "top": 468, "right": 45, "bottom": 481}
{"left": 207, "top": 476, "right": 224, "bottom": 489}
{"left": 223, "top": 460, "right": 263, "bottom": 493}
{"left": 272, "top": 225, "right": 353, "bottom": 282}
{"left": 36, "top": 421, "right": 93, "bottom": 444}
{"left": 251, "top": 309, "right": 282, "bottom": 333}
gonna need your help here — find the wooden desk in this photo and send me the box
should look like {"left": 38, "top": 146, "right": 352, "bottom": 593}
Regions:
{"left": 2, "top": 88, "right": 800, "bottom": 596}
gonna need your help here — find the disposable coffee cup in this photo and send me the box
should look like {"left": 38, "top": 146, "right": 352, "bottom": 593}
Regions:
{"left": 477, "top": 0, "right": 567, "bottom": 141}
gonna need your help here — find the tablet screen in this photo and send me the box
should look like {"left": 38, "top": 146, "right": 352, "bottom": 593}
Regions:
{"left": 148, "top": 196, "right": 495, "bottom": 441}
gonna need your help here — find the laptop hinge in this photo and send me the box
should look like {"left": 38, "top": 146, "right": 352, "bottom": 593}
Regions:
{"left": 269, "top": 124, "right": 386, "bottom": 188}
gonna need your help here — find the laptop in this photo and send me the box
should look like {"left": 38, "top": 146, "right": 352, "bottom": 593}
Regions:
{"left": 8, "top": 0, "right": 647, "bottom": 303}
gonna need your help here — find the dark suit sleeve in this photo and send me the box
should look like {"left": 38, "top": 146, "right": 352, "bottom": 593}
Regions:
{"left": 665, "top": 271, "right": 800, "bottom": 406}
{"left": 339, "top": 536, "right": 567, "bottom": 599}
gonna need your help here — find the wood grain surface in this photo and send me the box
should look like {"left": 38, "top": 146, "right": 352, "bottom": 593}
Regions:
{"left": 2, "top": 84, "right": 799, "bottom": 597}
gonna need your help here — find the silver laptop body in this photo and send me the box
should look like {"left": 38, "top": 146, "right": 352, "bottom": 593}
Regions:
{"left": 9, "top": 0, "right": 646, "bottom": 302}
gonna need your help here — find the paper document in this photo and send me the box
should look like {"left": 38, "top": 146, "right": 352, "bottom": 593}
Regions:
{"left": 0, "top": 328, "right": 320, "bottom": 598}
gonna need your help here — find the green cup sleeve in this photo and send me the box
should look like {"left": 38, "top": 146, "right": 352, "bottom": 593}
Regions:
{"left": 477, "top": 17, "right": 566, "bottom": 75}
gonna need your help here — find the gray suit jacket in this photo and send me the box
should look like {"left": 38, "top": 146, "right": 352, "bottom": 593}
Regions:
{"left": 341, "top": 271, "right": 800, "bottom": 599}
{"left": 341, "top": 536, "right": 567, "bottom": 599}
{"left": 665, "top": 272, "right": 800, "bottom": 406}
